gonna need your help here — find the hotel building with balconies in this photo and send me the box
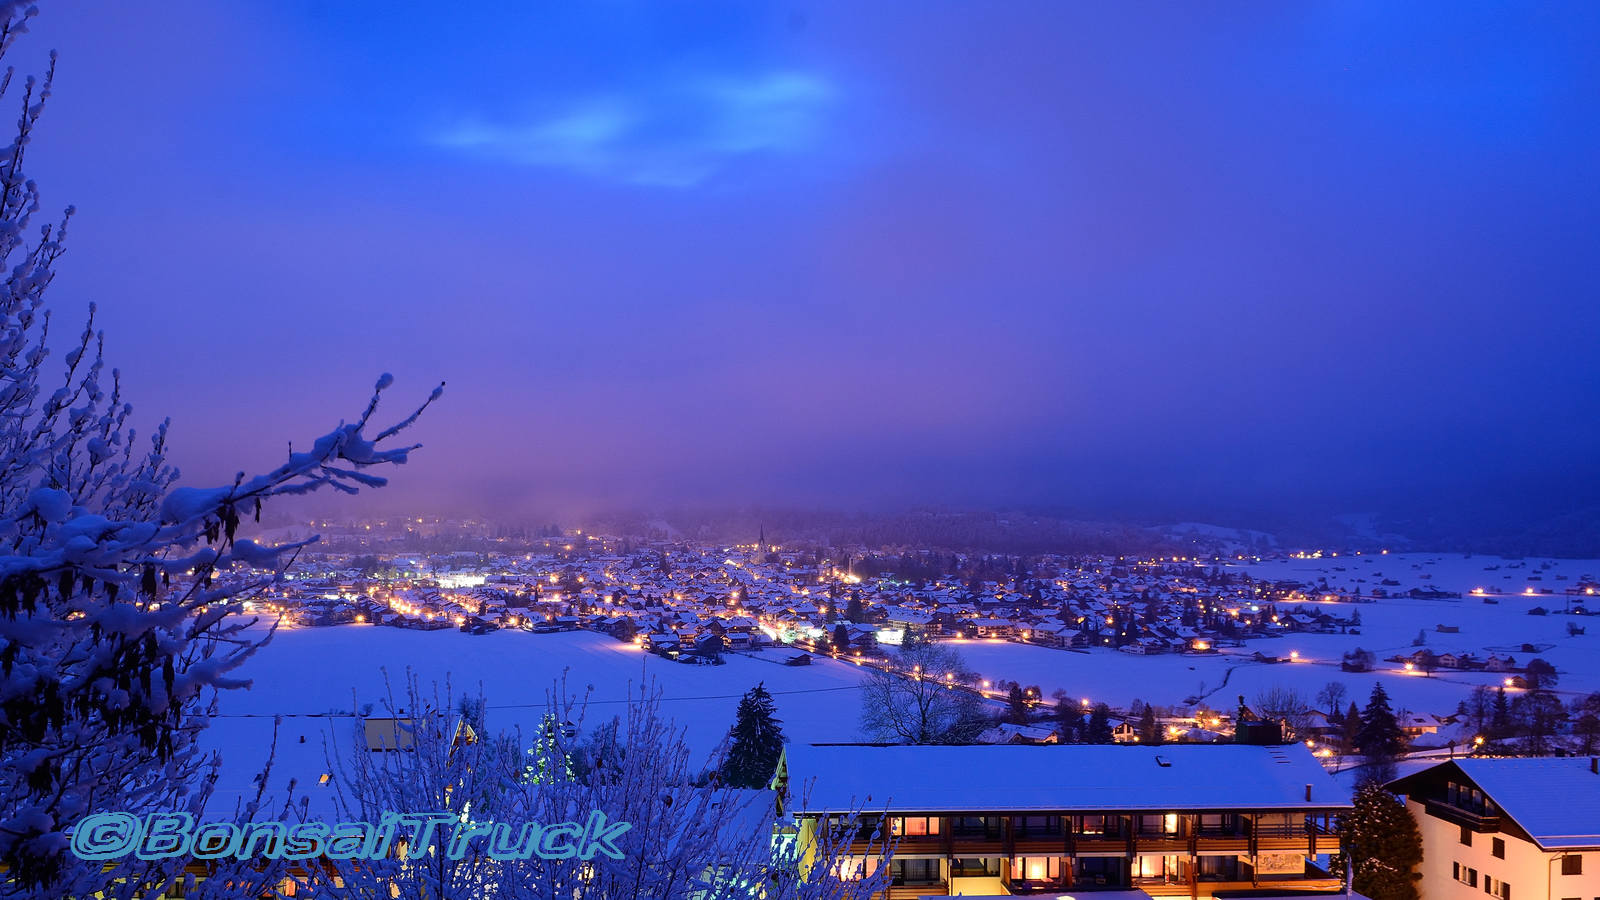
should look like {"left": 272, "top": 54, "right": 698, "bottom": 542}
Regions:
{"left": 783, "top": 742, "right": 1349, "bottom": 898}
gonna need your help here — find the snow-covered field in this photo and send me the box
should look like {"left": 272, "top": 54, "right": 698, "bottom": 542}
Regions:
{"left": 941, "top": 553, "right": 1600, "bottom": 720}
{"left": 1238, "top": 552, "right": 1597, "bottom": 600}
{"left": 202, "top": 553, "right": 1599, "bottom": 814}
{"left": 202, "top": 626, "right": 875, "bottom": 814}
{"left": 218, "top": 625, "right": 873, "bottom": 750}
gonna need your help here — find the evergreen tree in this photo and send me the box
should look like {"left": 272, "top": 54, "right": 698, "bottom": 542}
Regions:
{"left": 720, "top": 683, "right": 786, "bottom": 788}
{"left": 1491, "top": 685, "right": 1511, "bottom": 739}
{"left": 846, "top": 595, "right": 865, "bottom": 623}
{"left": 832, "top": 622, "right": 851, "bottom": 651}
{"left": 1005, "top": 685, "right": 1030, "bottom": 725}
{"left": 1335, "top": 780, "right": 1423, "bottom": 900}
{"left": 1052, "top": 694, "right": 1085, "bottom": 742}
{"left": 1342, "top": 701, "right": 1363, "bottom": 754}
{"left": 1086, "top": 703, "right": 1114, "bottom": 743}
{"left": 525, "top": 713, "right": 575, "bottom": 784}
{"left": 1356, "top": 683, "right": 1404, "bottom": 760}
{"left": 1138, "top": 704, "right": 1161, "bottom": 744}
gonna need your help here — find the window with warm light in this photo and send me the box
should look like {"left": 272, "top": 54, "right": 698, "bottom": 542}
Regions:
{"left": 891, "top": 816, "right": 941, "bottom": 837}
{"left": 1010, "top": 855, "right": 1061, "bottom": 882}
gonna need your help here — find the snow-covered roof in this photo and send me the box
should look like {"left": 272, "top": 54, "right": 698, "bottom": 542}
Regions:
{"left": 201, "top": 715, "right": 349, "bottom": 820}
{"left": 786, "top": 743, "right": 1347, "bottom": 814}
{"left": 1448, "top": 758, "right": 1600, "bottom": 849}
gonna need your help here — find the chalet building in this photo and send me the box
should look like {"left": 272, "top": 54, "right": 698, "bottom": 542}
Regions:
{"left": 1389, "top": 758, "right": 1600, "bottom": 900}
{"left": 784, "top": 743, "right": 1347, "bottom": 898}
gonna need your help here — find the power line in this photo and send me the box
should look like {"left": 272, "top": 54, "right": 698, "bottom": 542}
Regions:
{"left": 203, "top": 684, "right": 865, "bottom": 718}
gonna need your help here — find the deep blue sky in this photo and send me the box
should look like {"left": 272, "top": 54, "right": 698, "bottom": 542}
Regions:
{"left": 23, "top": 2, "right": 1600, "bottom": 525}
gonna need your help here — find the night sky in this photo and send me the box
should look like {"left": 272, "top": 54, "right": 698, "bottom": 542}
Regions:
{"left": 24, "top": 2, "right": 1600, "bottom": 527}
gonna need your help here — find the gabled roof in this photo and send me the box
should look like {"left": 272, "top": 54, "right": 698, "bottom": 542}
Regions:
{"left": 1392, "top": 757, "right": 1600, "bottom": 850}
{"left": 786, "top": 743, "right": 1347, "bottom": 815}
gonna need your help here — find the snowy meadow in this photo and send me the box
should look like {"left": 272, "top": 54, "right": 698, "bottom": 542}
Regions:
{"left": 209, "top": 552, "right": 1600, "bottom": 808}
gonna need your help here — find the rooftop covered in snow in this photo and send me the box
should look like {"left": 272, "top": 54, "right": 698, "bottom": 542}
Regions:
{"left": 1392, "top": 757, "right": 1600, "bottom": 850}
{"left": 785, "top": 743, "right": 1349, "bottom": 815}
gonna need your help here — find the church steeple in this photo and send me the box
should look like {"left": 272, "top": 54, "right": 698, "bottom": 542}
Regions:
{"left": 758, "top": 524, "right": 766, "bottom": 550}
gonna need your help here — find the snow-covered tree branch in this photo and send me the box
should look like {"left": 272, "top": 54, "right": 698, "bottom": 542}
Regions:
{"left": 305, "top": 672, "right": 894, "bottom": 900}
{"left": 0, "top": 6, "right": 440, "bottom": 895}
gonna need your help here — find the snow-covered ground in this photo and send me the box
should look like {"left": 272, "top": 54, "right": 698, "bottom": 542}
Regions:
{"left": 202, "top": 625, "right": 875, "bottom": 815}
{"left": 939, "top": 553, "right": 1600, "bottom": 721}
{"left": 1236, "top": 551, "right": 1597, "bottom": 599}
{"left": 218, "top": 625, "right": 872, "bottom": 752}
{"left": 201, "top": 553, "right": 1599, "bottom": 815}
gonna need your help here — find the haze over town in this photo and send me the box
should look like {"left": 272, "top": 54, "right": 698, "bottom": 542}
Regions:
{"left": 22, "top": 1, "right": 1600, "bottom": 549}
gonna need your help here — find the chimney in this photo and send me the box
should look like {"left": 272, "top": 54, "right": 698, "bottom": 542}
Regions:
{"left": 1590, "top": 757, "right": 1597, "bottom": 774}
{"left": 1305, "top": 783, "right": 1313, "bottom": 802}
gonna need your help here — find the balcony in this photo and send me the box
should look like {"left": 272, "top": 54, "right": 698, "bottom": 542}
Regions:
{"left": 1133, "top": 835, "right": 1188, "bottom": 855}
{"left": 1422, "top": 797, "right": 1502, "bottom": 832}
{"left": 877, "top": 885, "right": 946, "bottom": 900}
{"left": 1139, "top": 861, "right": 1340, "bottom": 897}
{"left": 884, "top": 833, "right": 946, "bottom": 855}
{"left": 1074, "top": 827, "right": 1128, "bottom": 845}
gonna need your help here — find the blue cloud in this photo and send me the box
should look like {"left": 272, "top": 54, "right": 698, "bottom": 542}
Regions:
{"left": 434, "top": 71, "right": 833, "bottom": 187}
